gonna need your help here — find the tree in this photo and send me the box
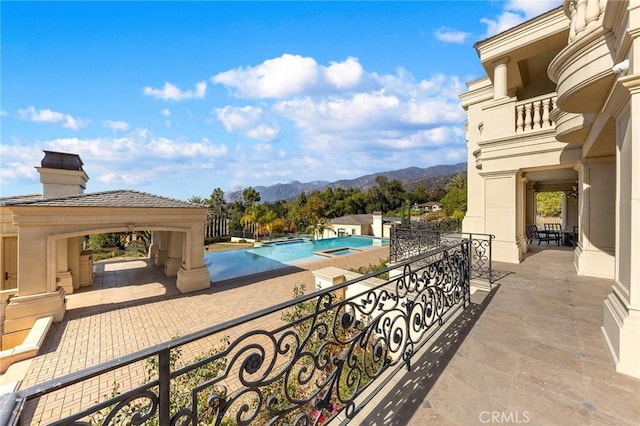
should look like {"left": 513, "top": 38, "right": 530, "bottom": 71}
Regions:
{"left": 536, "top": 192, "right": 562, "bottom": 217}
{"left": 208, "top": 187, "right": 226, "bottom": 214}
{"left": 307, "top": 217, "right": 334, "bottom": 240}
{"left": 441, "top": 174, "right": 467, "bottom": 217}
{"left": 187, "top": 195, "right": 206, "bottom": 205}
{"left": 242, "top": 187, "right": 261, "bottom": 205}
{"left": 241, "top": 203, "right": 266, "bottom": 237}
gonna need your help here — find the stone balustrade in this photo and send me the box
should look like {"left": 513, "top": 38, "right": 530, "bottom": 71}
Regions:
{"left": 567, "top": 0, "right": 606, "bottom": 42}
{"left": 515, "top": 93, "right": 557, "bottom": 133}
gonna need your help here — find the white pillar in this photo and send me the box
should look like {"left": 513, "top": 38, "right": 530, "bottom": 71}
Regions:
{"left": 176, "top": 223, "right": 210, "bottom": 293}
{"left": 155, "top": 231, "right": 169, "bottom": 266}
{"left": 493, "top": 58, "right": 509, "bottom": 99}
{"left": 68, "top": 236, "right": 82, "bottom": 290}
{"left": 56, "top": 238, "right": 73, "bottom": 294}
{"left": 515, "top": 173, "right": 528, "bottom": 256}
{"left": 482, "top": 170, "right": 521, "bottom": 263}
{"left": 575, "top": 156, "right": 615, "bottom": 279}
{"left": 148, "top": 231, "right": 160, "bottom": 260}
{"left": 163, "top": 231, "right": 183, "bottom": 277}
{"left": 603, "top": 75, "right": 640, "bottom": 378}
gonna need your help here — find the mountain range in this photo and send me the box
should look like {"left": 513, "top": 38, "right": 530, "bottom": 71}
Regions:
{"left": 227, "top": 162, "right": 467, "bottom": 203}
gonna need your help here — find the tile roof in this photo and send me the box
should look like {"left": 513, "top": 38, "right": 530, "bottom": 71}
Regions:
{"left": 0, "top": 194, "right": 44, "bottom": 205}
{"left": 330, "top": 214, "right": 373, "bottom": 226}
{"left": 0, "top": 190, "right": 201, "bottom": 208}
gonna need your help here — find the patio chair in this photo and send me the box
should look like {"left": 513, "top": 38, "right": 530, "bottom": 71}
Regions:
{"left": 544, "top": 223, "right": 563, "bottom": 245}
{"left": 526, "top": 224, "right": 558, "bottom": 245}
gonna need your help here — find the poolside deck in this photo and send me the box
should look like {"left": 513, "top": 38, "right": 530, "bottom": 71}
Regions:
{"left": 1, "top": 246, "right": 390, "bottom": 423}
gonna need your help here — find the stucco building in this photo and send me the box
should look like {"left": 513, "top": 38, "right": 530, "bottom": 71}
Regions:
{"left": 461, "top": 1, "right": 639, "bottom": 377}
{"left": 325, "top": 212, "right": 398, "bottom": 239}
{"left": 0, "top": 152, "right": 210, "bottom": 358}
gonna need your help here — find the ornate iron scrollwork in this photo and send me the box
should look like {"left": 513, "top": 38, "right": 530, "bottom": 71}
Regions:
{"left": 4, "top": 243, "right": 470, "bottom": 426}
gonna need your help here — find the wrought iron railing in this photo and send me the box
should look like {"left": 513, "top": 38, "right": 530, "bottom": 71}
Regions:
{"left": 441, "top": 233, "right": 494, "bottom": 284}
{"left": 417, "top": 217, "right": 462, "bottom": 232}
{"left": 0, "top": 242, "right": 470, "bottom": 426}
{"left": 390, "top": 224, "right": 495, "bottom": 283}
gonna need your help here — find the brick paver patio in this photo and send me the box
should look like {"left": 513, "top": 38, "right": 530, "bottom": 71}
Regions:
{"left": 8, "top": 246, "right": 390, "bottom": 424}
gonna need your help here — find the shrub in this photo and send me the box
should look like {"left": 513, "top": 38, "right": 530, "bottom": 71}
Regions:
{"left": 349, "top": 260, "right": 389, "bottom": 280}
{"left": 88, "top": 336, "right": 232, "bottom": 425}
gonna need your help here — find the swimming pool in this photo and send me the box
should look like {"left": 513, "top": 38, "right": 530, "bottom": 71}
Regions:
{"left": 204, "top": 236, "right": 388, "bottom": 282}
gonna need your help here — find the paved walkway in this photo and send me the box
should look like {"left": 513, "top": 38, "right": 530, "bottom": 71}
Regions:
{"left": 356, "top": 247, "right": 640, "bottom": 425}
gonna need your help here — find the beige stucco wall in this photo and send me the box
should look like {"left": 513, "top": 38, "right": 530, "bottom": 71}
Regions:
{"left": 0, "top": 204, "right": 210, "bottom": 351}
{"left": 463, "top": 0, "right": 639, "bottom": 377}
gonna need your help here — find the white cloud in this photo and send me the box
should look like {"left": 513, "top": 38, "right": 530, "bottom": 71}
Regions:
{"left": 103, "top": 120, "right": 130, "bottom": 132}
{"left": 404, "top": 99, "right": 465, "bottom": 124}
{"left": 275, "top": 92, "right": 400, "bottom": 133}
{"left": 0, "top": 144, "right": 42, "bottom": 184}
{"left": 216, "top": 105, "right": 280, "bottom": 141}
{"left": 324, "top": 57, "right": 363, "bottom": 89}
{"left": 481, "top": 0, "right": 562, "bottom": 37}
{"left": 0, "top": 110, "right": 7, "bottom": 117}
{"left": 274, "top": 72, "right": 464, "bottom": 134}
{"left": 1, "top": 131, "right": 228, "bottom": 191}
{"left": 161, "top": 108, "right": 171, "bottom": 117}
{"left": 246, "top": 124, "right": 280, "bottom": 141}
{"left": 143, "top": 81, "right": 207, "bottom": 101}
{"left": 506, "top": 0, "right": 562, "bottom": 18}
{"left": 213, "top": 54, "right": 318, "bottom": 99}
{"left": 434, "top": 27, "right": 471, "bottom": 44}
{"left": 16, "top": 106, "right": 90, "bottom": 130}
{"left": 212, "top": 54, "right": 365, "bottom": 99}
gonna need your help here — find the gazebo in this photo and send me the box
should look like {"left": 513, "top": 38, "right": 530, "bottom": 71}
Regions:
{"left": 0, "top": 151, "right": 210, "bottom": 354}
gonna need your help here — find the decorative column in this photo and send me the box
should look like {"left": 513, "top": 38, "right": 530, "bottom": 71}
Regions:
{"left": 575, "top": 156, "right": 615, "bottom": 278}
{"left": 148, "top": 231, "right": 160, "bottom": 260}
{"left": 56, "top": 238, "right": 73, "bottom": 294}
{"left": 515, "top": 173, "right": 528, "bottom": 256}
{"left": 154, "top": 231, "right": 169, "bottom": 266}
{"left": 493, "top": 58, "right": 509, "bottom": 99}
{"left": 176, "top": 223, "right": 210, "bottom": 293}
{"left": 603, "top": 72, "right": 640, "bottom": 378}
{"left": 480, "top": 170, "right": 521, "bottom": 263}
{"left": 68, "top": 236, "right": 82, "bottom": 290}
{"left": 3, "top": 226, "right": 65, "bottom": 349}
{"left": 163, "top": 231, "right": 183, "bottom": 277}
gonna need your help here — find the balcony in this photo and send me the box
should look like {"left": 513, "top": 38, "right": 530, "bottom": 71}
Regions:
{"left": 548, "top": 0, "right": 623, "bottom": 113}
{"left": 550, "top": 108, "right": 594, "bottom": 143}
{"left": 478, "top": 92, "right": 556, "bottom": 144}
{"left": 514, "top": 93, "right": 557, "bottom": 135}
{"left": 1, "top": 240, "right": 638, "bottom": 424}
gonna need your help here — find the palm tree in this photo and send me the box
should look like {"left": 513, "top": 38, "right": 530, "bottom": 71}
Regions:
{"left": 241, "top": 203, "right": 267, "bottom": 240}
{"left": 307, "top": 218, "right": 334, "bottom": 240}
{"left": 445, "top": 173, "right": 467, "bottom": 190}
{"left": 187, "top": 195, "right": 207, "bottom": 205}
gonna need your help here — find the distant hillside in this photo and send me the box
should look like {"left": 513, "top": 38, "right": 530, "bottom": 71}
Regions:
{"left": 227, "top": 163, "right": 466, "bottom": 203}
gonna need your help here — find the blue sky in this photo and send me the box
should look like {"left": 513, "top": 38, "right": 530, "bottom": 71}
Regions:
{"left": 1, "top": 0, "right": 561, "bottom": 200}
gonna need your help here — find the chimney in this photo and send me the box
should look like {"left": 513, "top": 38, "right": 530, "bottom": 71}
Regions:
{"left": 372, "top": 211, "right": 383, "bottom": 238}
{"left": 36, "top": 151, "right": 89, "bottom": 198}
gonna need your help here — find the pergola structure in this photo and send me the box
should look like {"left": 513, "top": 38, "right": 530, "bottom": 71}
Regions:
{"left": 0, "top": 151, "right": 210, "bottom": 351}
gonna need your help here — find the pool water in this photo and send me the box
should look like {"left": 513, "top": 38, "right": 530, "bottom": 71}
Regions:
{"left": 204, "top": 236, "right": 387, "bottom": 282}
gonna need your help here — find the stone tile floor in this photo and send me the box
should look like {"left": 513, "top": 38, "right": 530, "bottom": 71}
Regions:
{"left": 2, "top": 245, "right": 639, "bottom": 425}
{"left": 356, "top": 247, "right": 640, "bottom": 425}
